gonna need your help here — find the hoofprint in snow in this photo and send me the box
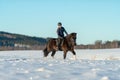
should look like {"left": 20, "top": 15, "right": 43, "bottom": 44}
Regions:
{"left": 0, "top": 49, "right": 120, "bottom": 80}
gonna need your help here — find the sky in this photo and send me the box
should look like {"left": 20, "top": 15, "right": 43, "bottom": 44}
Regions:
{"left": 0, "top": 0, "right": 120, "bottom": 44}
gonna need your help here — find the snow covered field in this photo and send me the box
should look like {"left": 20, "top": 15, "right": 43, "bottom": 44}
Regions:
{"left": 0, "top": 49, "right": 120, "bottom": 80}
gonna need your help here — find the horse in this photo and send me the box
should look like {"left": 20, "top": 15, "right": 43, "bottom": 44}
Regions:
{"left": 43, "top": 32, "right": 77, "bottom": 59}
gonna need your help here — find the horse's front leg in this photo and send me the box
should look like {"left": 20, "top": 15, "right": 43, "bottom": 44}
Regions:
{"left": 71, "top": 50, "right": 76, "bottom": 60}
{"left": 63, "top": 50, "right": 68, "bottom": 59}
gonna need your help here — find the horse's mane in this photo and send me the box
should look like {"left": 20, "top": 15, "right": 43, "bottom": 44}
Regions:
{"left": 65, "top": 32, "right": 77, "bottom": 38}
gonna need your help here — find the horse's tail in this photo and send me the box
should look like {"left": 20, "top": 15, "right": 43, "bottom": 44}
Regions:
{"left": 43, "top": 38, "right": 56, "bottom": 57}
{"left": 43, "top": 45, "right": 47, "bottom": 57}
{"left": 43, "top": 46, "right": 47, "bottom": 52}
{"left": 43, "top": 39, "right": 49, "bottom": 53}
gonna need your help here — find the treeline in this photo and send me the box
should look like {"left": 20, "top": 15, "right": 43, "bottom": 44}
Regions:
{"left": 76, "top": 40, "right": 120, "bottom": 49}
{"left": 0, "top": 31, "right": 47, "bottom": 50}
{"left": 1, "top": 31, "right": 120, "bottom": 50}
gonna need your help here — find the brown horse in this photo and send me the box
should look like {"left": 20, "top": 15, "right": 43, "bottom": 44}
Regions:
{"left": 43, "top": 33, "right": 77, "bottom": 59}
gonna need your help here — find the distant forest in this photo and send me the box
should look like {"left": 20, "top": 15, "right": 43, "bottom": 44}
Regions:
{"left": 0, "top": 31, "right": 120, "bottom": 50}
{"left": 0, "top": 31, "right": 47, "bottom": 50}
{"left": 76, "top": 40, "right": 120, "bottom": 49}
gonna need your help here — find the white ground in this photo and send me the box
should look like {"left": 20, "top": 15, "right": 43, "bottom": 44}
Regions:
{"left": 0, "top": 49, "right": 120, "bottom": 80}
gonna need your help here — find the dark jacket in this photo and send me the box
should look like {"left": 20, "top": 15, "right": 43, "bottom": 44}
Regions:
{"left": 57, "top": 27, "right": 68, "bottom": 38}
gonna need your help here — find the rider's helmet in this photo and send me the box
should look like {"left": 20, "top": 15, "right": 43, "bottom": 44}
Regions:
{"left": 58, "top": 22, "right": 62, "bottom": 26}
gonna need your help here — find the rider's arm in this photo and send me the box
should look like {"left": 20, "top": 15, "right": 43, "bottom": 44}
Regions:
{"left": 63, "top": 27, "right": 68, "bottom": 35}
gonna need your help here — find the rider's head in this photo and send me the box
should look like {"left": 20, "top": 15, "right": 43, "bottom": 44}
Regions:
{"left": 58, "top": 22, "right": 62, "bottom": 26}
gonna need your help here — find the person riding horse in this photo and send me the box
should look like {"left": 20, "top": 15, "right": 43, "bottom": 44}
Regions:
{"left": 57, "top": 22, "right": 68, "bottom": 50}
{"left": 43, "top": 22, "right": 77, "bottom": 59}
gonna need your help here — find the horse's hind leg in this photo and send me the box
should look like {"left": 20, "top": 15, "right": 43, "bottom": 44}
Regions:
{"left": 51, "top": 50, "right": 56, "bottom": 58}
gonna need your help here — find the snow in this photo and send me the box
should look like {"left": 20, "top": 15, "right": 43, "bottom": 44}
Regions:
{"left": 0, "top": 49, "right": 120, "bottom": 80}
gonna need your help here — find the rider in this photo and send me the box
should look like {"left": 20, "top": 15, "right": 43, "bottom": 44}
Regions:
{"left": 57, "top": 22, "right": 68, "bottom": 50}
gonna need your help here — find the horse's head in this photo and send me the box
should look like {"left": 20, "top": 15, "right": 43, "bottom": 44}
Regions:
{"left": 68, "top": 33, "right": 77, "bottom": 46}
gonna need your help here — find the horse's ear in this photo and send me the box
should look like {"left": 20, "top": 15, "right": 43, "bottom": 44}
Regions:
{"left": 73, "top": 32, "right": 77, "bottom": 35}
{"left": 71, "top": 32, "right": 77, "bottom": 36}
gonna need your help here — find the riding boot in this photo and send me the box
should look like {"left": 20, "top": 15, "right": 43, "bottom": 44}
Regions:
{"left": 57, "top": 38, "right": 62, "bottom": 50}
